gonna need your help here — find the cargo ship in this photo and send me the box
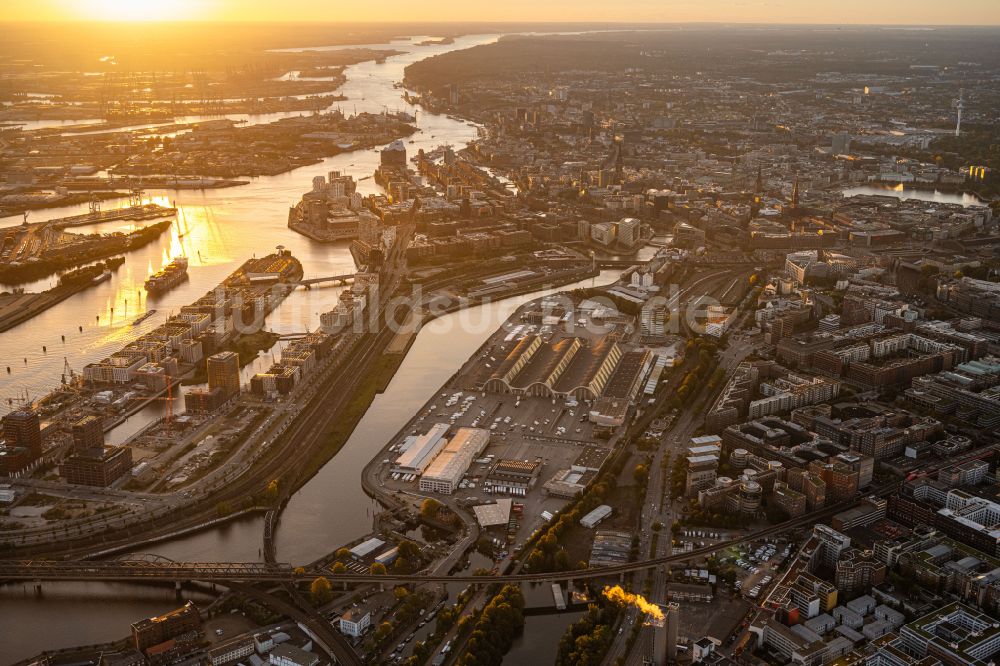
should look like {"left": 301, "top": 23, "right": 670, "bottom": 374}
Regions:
{"left": 91, "top": 270, "right": 112, "bottom": 285}
{"left": 144, "top": 256, "right": 188, "bottom": 294}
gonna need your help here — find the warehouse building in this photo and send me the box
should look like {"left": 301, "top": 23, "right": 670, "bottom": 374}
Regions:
{"left": 419, "top": 427, "right": 489, "bottom": 494}
{"left": 349, "top": 537, "right": 385, "bottom": 561}
{"left": 473, "top": 498, "right": 513, "bottom": 528}
{"left": 486, "top": 458, "right": 541, "bottom": 496}
{"left": 484, "top": 335, "right": 623, "bottom": 400}
{"left": 580, "top": 504, "right": 613, "bottom": 528}
{"left": 393, "top": 423, "right": 449, "bottom": 476}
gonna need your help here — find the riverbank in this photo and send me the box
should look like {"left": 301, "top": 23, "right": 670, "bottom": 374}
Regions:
{"left": 0, "top": 191, "right": 130, "bottom": 218}
{"left": 0, "top": 219, "right": 172, "bottom": 285}
{"left": 357, "top": 265, "right": 604, "bottom": 519}
{"left": 287, "top": 218, "right": 356, "bottom": 243}
{"left": 0, "top": 283, "right": 91, "bottom": 334}
{"left": 0, "top": 258, "right": 125, "bottom": 332}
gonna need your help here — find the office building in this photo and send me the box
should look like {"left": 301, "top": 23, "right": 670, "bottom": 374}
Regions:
{"left": 687, "top": 454, "right": 720, "bottom": 496}
{"left": 899, "top": 602, "right": 1000, "bottom": 666}
{"left": 131, "top": 602, "right": 202, "bottom": 652}
{"left": 207, "top": 351, "right": 241, "bottom": 399}
{"left": 61, "top": 446, "right": 133, "bottom": 487}
{"left": 640, "top": 302, "right": 669, "bottom": 337}
{"left": 269, "top": 644, "right": 320, "bottom": 666}
{"left": 339, "top": 608, "right": 371, "bottom": 638}
{"left": 2, "top": 409, "right": 42, "bottom": 458}
{"left": 185, "top": 386, "right": 225, "bottom": 414}
{"left": 836, "top": 548, "right": 887, "bottom": 597}
{"left": 812, "top": 525, "right": 852, "bottom": 571}
{"left": 71, "top": 414, "right": 104, "bottom": 454}
{"left": 208, "top": 637, "right": 255, "bottom": 666}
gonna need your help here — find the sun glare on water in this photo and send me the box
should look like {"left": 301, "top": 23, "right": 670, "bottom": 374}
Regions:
{"left": 72, "top": 0, "right": 202, "bottom": 21}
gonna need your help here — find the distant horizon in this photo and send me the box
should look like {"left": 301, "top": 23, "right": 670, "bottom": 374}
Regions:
{"left": 3, "top": 19, "right": 1000, "bottom": 27}
{"left": 3, "top": 0, "right": 1000, "bottom": 26}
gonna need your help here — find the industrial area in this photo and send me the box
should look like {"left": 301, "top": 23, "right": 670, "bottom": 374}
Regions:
{"left": 2, "top": 15, "right": 1000, "bottom": 666}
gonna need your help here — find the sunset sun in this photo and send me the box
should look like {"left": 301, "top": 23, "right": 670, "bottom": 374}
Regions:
{"left": 69, "top": 0, "right": 203, "bottom": 21}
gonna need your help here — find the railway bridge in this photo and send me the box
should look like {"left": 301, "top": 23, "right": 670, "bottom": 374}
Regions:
{"left": 294, "top": 274, "right": 355, "bottom": 287}
{"left": 0, "top": 497, "right": 865, "bottom": 586}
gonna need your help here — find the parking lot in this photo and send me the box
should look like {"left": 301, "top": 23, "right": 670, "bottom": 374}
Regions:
{"left": 729, "top": 540, "right": 792, "bottom": 600}
{"left": 373, "top": 380, "right": 616, "bottom": 544}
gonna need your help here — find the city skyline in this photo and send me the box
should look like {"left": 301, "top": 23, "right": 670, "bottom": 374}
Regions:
{"left": 3, "top": 0, "right": 1000, "bottom": 24}
{"left": 2, "top": 3, "right": 1000, "bottom": 665}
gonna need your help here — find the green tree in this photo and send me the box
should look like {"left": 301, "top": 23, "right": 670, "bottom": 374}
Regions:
{"left": 392, "top": 556, "right": 411, "bottom": 574}
{"left": 420, "top": 498, "right": 442, "bottom": 519}
{"left": 330, "top": 562, "right": 347, "bottom": 575}
{"left": 436, "top": 606, "right": 457, "bottom": 634}
{"left": 370, "top": 562, "right": 387, "bottom": 576}
{"left": 373, "top": 620, "right": 393, "bottom": 644}
{"left": 310, "top": 576, "right": 333, "bottom": 605}
{"left": 457, "top": 586, "right": 524, "bottom": 666}
{"left": 397, "top": 539, "right": 421, "bottom": 562}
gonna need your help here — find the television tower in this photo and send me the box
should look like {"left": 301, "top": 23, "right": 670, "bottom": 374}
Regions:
{"left": 954, "top": 89, "right": 964, "bottom": 137}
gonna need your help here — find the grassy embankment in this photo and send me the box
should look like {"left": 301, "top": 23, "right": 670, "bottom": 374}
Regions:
{"left": 299, "top": 352, "right": 403, "bottom": 478}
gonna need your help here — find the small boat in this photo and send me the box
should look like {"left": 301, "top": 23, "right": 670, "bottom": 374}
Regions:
{"left": 92, "top": 270, "right": 112, "bottom": 285}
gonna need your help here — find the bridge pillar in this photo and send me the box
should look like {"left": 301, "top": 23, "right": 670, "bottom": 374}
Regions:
{"left": 33, "top": 579, "right": 42, "bottom": 595}
{"left": 174, "top": 580, "right": 183, "bottom": 598}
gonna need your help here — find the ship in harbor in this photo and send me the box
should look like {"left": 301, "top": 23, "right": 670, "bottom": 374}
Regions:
{"left": 57, "top": 257, "right": 125, "bottom": 288}
{"left": 144, "top": 257, "right": 189, "bottom": 294}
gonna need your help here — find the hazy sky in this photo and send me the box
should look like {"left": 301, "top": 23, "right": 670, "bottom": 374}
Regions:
{"left": 3, "top": 0, "right": 999, "bottom": 24}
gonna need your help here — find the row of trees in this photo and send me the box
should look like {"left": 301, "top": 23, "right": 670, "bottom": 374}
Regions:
{"left": 525, "top": 478, "right": 614, "bottom": 572}
{"left": 679, "top": 498, "right": 743, "bottom": 529}
{"left": 366, "top": 587, "right": 436, "bottom": 654}
{"left": 670, "top": 338, "right": 720, "bottom": 408}
{"left": 668, "top": 455, "right": 687, "bottom": 500}
{"left": 457, "top": 585, "right": 525, "bottom": 666}
{"left": 555, "top": 600, "right": 622, "bottom": 666}
{"left": 402, "top": 586, "right": 476, "bottom": 666}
